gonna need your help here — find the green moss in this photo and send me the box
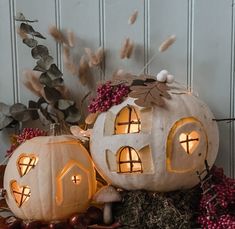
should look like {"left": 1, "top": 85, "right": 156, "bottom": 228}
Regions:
{"left": 113, "top": 187, "right": 201, "bottom": 229}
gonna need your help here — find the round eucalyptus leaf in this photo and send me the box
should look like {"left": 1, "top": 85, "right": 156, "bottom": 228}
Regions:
{"left": 36, "top": 55, "right": 54, "bottom": 70}
{"left": 31, "top": 45, "right": 49, "bottom": 59}
{"left": 0, "top": 102, "right": 11, "bottom": 116}
{"left": 47, "top": 104, "right": 64, "bottom": 121}
{"left": 23, "top": 38, "right": 38, "bottom": 48}
{"left": 10, "top": 103, "right": 30, "bottom": 121}
{"left": 15, "top": 12, "right": 26, "bottom": 21}
{"left": 40, "top": 72, "right": 52, "bottom": 87}
{"left": 57, "top": 99, "right": 74, "bottom": 110}
{"left": 48, "top": 64, "right": 63, "bottom": 79}
{"left": 20, "top": 23, "right": 35, "bottom": 34}
{"left": 0, "top": 113, "right": 13, "bottom": 130}
{"left": 65, "top": 106, "right": 81, "bottom": 123}
{"left": 44, "top": 86, "right": 62, "bottom": 103}
{"left": 38, "top": 109, "right": 51, "bottom": 126}
{"left": 32, "top": 31, "right": 46, "bottom": 39}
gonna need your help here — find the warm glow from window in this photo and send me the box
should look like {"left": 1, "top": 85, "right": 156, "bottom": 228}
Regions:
{"left": 179, "top": 131, "right": 199, "bottom": 154}
{"left": 11, "top": 180, "right": 31, "bottom": 207}
{"left": 117, "top": 147, "right": 143, "bottom": 173}
{"left": 71, "top": 174, "right": 82, "bottom": 185}
{"left": 115, "top": 105, "right": 141, "bottom": 134}
{"left": 17, "top": 155, "right": 38, "bottom": 177}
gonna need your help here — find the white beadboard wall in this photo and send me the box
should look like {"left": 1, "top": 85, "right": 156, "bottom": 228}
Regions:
{"left": 0, "top": 0, "right": 234, "bottom": 177}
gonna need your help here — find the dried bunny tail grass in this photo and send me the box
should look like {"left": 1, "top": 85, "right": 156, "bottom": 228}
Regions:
{"left": 65, "top": 61, "right": 79, "bottom": 76}
{"left": 63, "top": 45, "right": 71, "bottom": 64}
{"left": 49, "top": 25, "right": 68, "bottom": 44}
{"left": 79, "top": 55, "right": 90, "bottom": 85}
{"left": 67, "top": 29, "right": 76, "bottom": 48}
{"left": 17, "top": 27, "right": 28, "bottom": 39}
{"left": 128, "top": 9, "right": 138, "bottom": 25}
{"left": 22, "top": 70, "right": 43, "bottom": 97}
{"left": 158, "top": 35, "right": 176, "bottom": 52}
{"left": 126, "top": 40, "right": 134, "bottom": 58}
{"left": 120, "top": 38, "right": 134, "bottom": 59}
{"left": 85, "top": 47, "right": 103, "bottom": 67}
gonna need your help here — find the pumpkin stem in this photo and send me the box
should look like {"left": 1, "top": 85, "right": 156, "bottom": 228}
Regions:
{"left": 49, "top": 121, "right": 71, "bottom": 136}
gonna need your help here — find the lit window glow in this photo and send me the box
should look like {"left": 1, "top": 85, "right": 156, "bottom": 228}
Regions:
{"left": 115, "top": 105, "right": 141, "bottom": 134}
{"left": 17, "top": 155, "right": 38, "bottom": 177}
{"left": 71, "top": 174, "right": 82, "bottom": 185}
{"left": 11, "top": 180, "right": 31, "bottom": 207}
{"left": 179, "top": 131, "right": 200, "bottom": 154}
{"left": 117, "top": 146, "right": 143, "bottom": 173}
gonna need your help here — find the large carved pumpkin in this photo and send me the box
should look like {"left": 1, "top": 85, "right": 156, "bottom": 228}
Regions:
{"left": 4, "top": 135, "right": 96, "bottom": 221}
{"left": 90, "top": 89, "right": 219, "bottom": 191}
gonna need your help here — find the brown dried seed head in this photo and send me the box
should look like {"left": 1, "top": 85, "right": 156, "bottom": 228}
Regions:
{"left": 158, "top": 35, "right": 176, "bottom": 52}
{"left": 128, "top": 9, "right": 138, "bottom": 25}
{"left": 49, "top": 25, "right": 67, "bottom": 44}
{"left": 79, "top": 55, "right": 90, "bottom": 85}
{"left": 67, "top": 29, "right": 76, "bottom": 48}
{"left": 120, "top": 38, "right": 134, "bottom": 59}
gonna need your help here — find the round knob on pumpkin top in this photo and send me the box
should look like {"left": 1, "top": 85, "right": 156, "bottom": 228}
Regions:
{"left": 166, "top": 74, "right": 175, "bottom": 84}
{"left": 156, "top": 70, "right": 168, "bottom": 82}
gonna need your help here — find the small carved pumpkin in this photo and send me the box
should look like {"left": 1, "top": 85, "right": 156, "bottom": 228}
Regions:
{"left": 90, "top": 89, "right": 219, "bottom": 192}
{"left": 4, "top": 135, "right": 96, "bottom": 221}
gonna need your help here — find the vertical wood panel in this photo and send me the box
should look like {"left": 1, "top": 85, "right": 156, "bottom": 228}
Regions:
{"left": 148, "top": 0, "right": 188, "bottom": 84}
{"left": 104, "top": 0, "right": 145, "bottom": 78}
{"left": 0, "top": 0, "right": 15, "bottom": 162}
{"left": 192, "top": 0, "right": 233, "bottom": 176}
{"left": 14, "top": 0, "right": 58, "bottom": 104}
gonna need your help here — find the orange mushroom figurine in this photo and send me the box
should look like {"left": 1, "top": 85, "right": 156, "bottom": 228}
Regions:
{"left": 93, "top": 185, "right": 121, "bottom": 225}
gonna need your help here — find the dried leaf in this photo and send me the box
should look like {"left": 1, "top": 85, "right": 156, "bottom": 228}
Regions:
{"left": 47, "top": 104, "right": 64, "bottom": 121}
{"left": 120, "top": 38, "right": 134, "bottom": 59}
{"left": 23, "top": 38, "right": 38, "bottom": 48}
{"left": 128, "top": 9, "right": 138, "bottom": 25}
{"left": 79, "top": 56, "right": 91, "bottom": 85}
{"left": 129, "top": 81, "right": 171, "bottom": 107}
{"left": 111, "top": 70, "right": 137, "bottom": 86}
{"left": 85, "top": 111, "right": 100, "bottom": 125}
{"left": 67, "top": 30, "right": 76, "bottom": 48}
{"left": 39, "top": 72, "right": 63, "bottom": 87}
{"left": 49, "top": 25, "right": 67, "bottom": 44}
{"left": 158, "top": 35, "right": 176, "bottom": 52}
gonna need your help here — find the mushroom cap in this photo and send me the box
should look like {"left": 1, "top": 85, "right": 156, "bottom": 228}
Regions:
{"left": 93, "top": 185, "right": 122, "bottom": 203}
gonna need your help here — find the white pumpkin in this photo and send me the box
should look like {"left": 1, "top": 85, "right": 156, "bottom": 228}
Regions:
{"left": 90, "top": 88, "right": 219, "bottom": 191}
{"left": 4, "top": 135, "right": 96, "bottom": 221}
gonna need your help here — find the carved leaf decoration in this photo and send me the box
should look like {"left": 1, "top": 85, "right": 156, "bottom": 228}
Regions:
{"left": 129, "top": 82, "right": 171, "bottom": 107}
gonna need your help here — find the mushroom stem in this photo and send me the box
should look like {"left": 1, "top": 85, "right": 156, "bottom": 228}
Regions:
{"left": 103, "top": 202, "right": 113, "bottom": 225}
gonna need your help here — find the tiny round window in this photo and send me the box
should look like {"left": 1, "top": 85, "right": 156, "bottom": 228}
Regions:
{"left": 117, "top": 146, "right": 143, "bottom": 173}
{"left": 114, "top": 105, "right": 141, "bottom": 134}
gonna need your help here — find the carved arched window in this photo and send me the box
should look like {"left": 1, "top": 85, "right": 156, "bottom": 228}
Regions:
{"left": 117, "top": 146, "right": 143, "bottom": 173}
{"left": 114, "top": 105, "right": 141, "bottom": 134}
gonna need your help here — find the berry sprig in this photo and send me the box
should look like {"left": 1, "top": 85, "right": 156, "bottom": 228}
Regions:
{"left": 6, "top": 128, "right": 47, "bottom": 157}
{"left": 88, "top": 81, "right": 129, "bottom": 113}
{"left": 197, "top": 166, "right": 235, "bottom": 229}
